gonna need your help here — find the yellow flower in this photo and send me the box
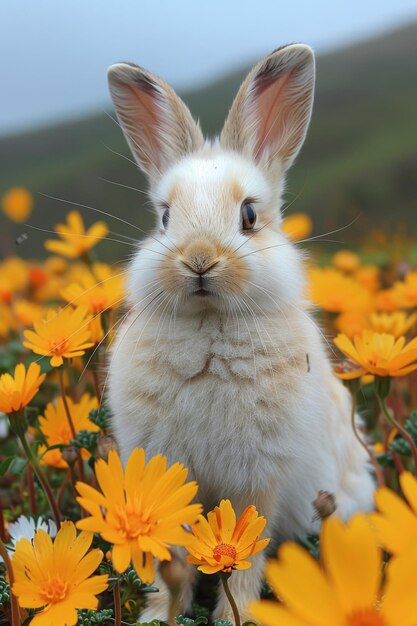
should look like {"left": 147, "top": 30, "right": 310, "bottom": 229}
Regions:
{"left": 44, "top": 210, "right": 109, "bottom": 259}
{"left": 334, "top": 330, "right": 417, "bottom": 379}
{"left": 12, "top": 521, "right": 108, "bottom": 626}
{"left": 371, "top": 471, "right": 417, "bottom": 556}
{"left": 355, "top": 265, "right": 380, "bottom": 292}
{"left": 76, "top": 448, "right": 202, "bottom": 583}
{"left": 369, "top": 311, "right": 417, "bottom": 337}
{"left": 39, "top": 394, "right": 99, "bottom": 468}
{"left": 335, "top": 311, "right": 369, "bottom": 338}
{"left": 375, "top": 288, "right": 402, "bottom": 313}
{"left": 13, "top": 300, "right": 45, "bottom": 328}
{"left": 249, "top": 514, "right": 417, "bottom": 626}
{"left": 186, "top": 499, "right": 270, "bottom": 574}
{"left": 308, "top": 267, "right": 372, "bottom": 313}
{"left": 23, "top": 306, "right": 94, "bottom": 367}
{"left": 281, "top": 213, "right": 313, "bottom": 241}
{"left": 394, "top": 271, "right": 417, "bottom": 309}
{"left": 61, "top": 264, "right": 125, "bottom": 341}
{"left": 2, "top": 187, "right": 33, "bottom": 222}
{"left": 0, "top": 257, "right": 28, "bottom": 303}
{"left": 0, "top": 303, "right": 16, "bottom": 339}
{"left": 332, "top": 250, "right": 360, "bottom": 273}
{"left": 0, "top": 362, "right": 46, "bottom": 414}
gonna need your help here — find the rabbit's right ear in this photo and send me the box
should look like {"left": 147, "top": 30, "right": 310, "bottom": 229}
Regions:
{"left": 221, "top": 45, "right": 315, "bottom": 173}
{"left": 108, "top": 64, "right": 204, "bottom": 181}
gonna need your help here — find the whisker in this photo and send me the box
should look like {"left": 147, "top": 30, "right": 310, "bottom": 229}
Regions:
{"left": 23, "top": 222, "right": 138, "bottom": 248}
{"left": 99, "top": 289, "right": 165, "bottom": 407}
{"left": 79, "top": 280, "right": 165, "bottom": 383}
{"left": 98, "top": 176, "right": 150, "bottom": 197}
{"left": 37, "top": 192, "right": 178, "bottom": 256}
{"left": 238, "top": 216, "right": 361, "bottom": 260}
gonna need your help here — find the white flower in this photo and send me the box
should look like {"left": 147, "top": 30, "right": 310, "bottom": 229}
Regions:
{"left": 8, "top": 515, "right": 57, "bottom": 549}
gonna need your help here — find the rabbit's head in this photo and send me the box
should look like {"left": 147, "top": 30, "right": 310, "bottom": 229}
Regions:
{"left": 108, "top": 45, "right": 314, "bottom": 316}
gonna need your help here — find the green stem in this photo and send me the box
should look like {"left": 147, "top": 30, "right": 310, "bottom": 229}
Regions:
{"left": 0, "top": 536, "right": 22, "bottom": 626}
{"left": 113, "top": 578, "right": 121, "bottom": 626}
{"left": 220, "top": 573, "right": 241, "bottom": 626}
{"left": 350, "top": 391, "right": 385, "bottom": 487}
{"left": 377, "top": 393, "right": 417, "bottom": 476}
{"left": 17, "top": 431, "right": 61, "bottom": 528}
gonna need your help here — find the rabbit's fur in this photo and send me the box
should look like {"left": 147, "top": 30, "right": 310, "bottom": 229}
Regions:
{"left": 107, "top": 44, "right": 374, "bottom": 621}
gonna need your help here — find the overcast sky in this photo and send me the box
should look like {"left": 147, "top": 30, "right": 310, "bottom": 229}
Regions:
{"left": 1, "top": 0, "right": 417, "bottom": 135}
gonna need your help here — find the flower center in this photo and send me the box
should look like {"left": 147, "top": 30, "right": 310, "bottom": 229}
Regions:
{"left": 50, "top": 337, "right": 69, "bottom": 355}
{"left": 213, "top": 543, "right": 237, "bottom": 562}
{"left": 113, "top": 504, "right": 151, "bottom": 539}
{"left": 40, "top": 577, "right": 68, "bottom": 604}
{"left": 345, "top": 608, "right": 388, "bottom": 626}
{"left": 90, "top": 294, "right": 107, "bottom": 314}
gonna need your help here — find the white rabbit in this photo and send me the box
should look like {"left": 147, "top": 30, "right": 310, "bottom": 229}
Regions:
{"left": 107, "top": 44, "right": 374, "bottom": 622}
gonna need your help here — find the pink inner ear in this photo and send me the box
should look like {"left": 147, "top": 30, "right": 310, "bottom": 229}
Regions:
{"left": 252, "top": 68, "right": 293, "bottom": 161}
{"left": 125, "top": 79, "right": 162, "bottom": 168}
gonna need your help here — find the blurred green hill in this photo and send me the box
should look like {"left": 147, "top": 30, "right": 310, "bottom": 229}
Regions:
{"left": 1, "top": 21, "right": 417, "bottom": 260}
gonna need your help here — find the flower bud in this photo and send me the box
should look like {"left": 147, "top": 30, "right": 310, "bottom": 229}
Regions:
{"left": 312, "top": 490, "right": 336, "bottom": 521}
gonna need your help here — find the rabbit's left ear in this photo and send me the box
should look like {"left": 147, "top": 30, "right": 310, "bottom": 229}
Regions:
{"left": 220, "top": 44, "right": 315, "bottom": 172}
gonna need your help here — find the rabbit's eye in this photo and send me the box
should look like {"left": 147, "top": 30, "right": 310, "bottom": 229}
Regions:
{"left": 162, "top": 207, "right": 170, "bottom": 229}
{"left": 241, "top": 202, "right": 257, "bottom": 230}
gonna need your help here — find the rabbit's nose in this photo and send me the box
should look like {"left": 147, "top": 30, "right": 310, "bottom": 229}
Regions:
{"left": 181, "top": 240, "right": 220, "bottom": 275}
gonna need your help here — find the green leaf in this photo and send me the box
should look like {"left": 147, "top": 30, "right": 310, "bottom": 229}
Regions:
{"left": 0, "top": 575, "right": 10, "bottom": 604}
{"left": 89, "top": 407, "right": 110, "bottom": 430}
{"left": 0, "top": 457, "right": 14, "bottom": 476}
{"left": 132, "top": 621, "right": 169, "bottom": 626}
{"left": 77, "top": 608, "right": 114, "bottom": 625}
{"left": 213, "top": 621, "right": 234, "bottom": 626}
{"left": 176, "top": 616, "right": 208, "bottom": 625}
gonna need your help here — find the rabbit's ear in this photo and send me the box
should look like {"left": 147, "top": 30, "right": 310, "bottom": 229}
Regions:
{"left": 108, "top": 63, "right": 204, "bottom": 180}
{"left": 221, "top": 44, "right": 315, "bottom": 172}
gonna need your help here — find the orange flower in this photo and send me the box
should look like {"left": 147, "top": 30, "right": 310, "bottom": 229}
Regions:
{"left": 0, "top": 362, "right": 46, "bottom": 414}
{"left": 76, "top": 449, "right": 202, "bottom": 583}
{"left": 355, "top": 265, "right": 380, "bottom": 292}
{"left": 335, "top": 311, "right": 369, "bottom": 338}
{"left": 13, "top": 300, "right": 45, "bottom": 328}
{"left": 39, "top": 394, "right": 99, "bottom": 468}
{"left": 369, "top": 312, "right": 417, "bottom": 337}
{"left": 375, "top": 288, "right": 403, "bottom": 313}
{"left": 308, "top": 267, "right": 372, "bottom": 313}
{"left": 23, "top": 306, "right": 94, "bottom": 367}
{"left": 332, "top": 250, "right": 360, "bottom": 273}
{"left": 61, "top": 264, "right": 125, "bottom": 341}
{"left": 2, "top": 187, "right": 33, "bottom": 222}
{"left": 12, "top": 521, "right": 108, "bottom": 626}
{"left": 186, "top": 499, "right": 270, "bottom": 574}
{"left": 281, "top": 213, "right": 312, "bottom": 241}
{"left": 44, "top": 210, "right": 109, "bottom": 259}
{"left": 394, "top": 271, "right": 417, "bottom": 309}
{"left": 371, "top": 471, "right": 417, "bottom": 556}
{"left": 334, "top": 330, "right": 417, "bottom": 379}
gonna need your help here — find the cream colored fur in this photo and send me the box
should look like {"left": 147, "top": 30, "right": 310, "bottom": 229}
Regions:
{"left": 107, "top": 45, "right": 375, "bottom": 621}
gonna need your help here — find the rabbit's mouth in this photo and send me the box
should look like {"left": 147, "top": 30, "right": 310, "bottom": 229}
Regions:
{"left": 193, "top": 288, "right": 211, "bottom": 297}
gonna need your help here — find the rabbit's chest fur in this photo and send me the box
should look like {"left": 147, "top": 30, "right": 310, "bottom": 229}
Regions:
{"left": 109, "top": 307, "right": 338, "bottom": 501}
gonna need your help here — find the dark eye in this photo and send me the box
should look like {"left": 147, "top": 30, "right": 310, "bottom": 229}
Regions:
{"left": 162, "top": 207, "right": 170, "bottom": 229}
{"left": 241, "top": 202, "right": 257, "bottom": 231}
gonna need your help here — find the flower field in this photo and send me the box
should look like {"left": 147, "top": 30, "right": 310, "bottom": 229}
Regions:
{"left": 1, "top": 188, "right": 417, "bottom": 626}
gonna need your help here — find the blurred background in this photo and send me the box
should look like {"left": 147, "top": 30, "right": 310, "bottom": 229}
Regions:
{"left": 1, "top": 0, "right": 417, "bottom": 262}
